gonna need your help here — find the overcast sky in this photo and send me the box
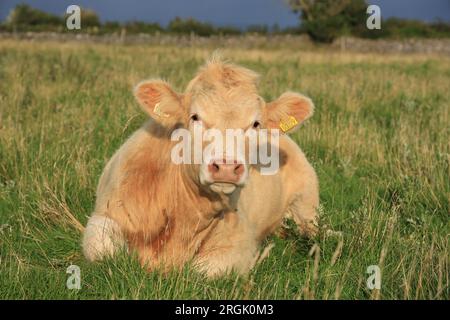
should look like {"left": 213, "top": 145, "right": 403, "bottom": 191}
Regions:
{"left": 0, "top": 0, "right": 449, "bottom": 28}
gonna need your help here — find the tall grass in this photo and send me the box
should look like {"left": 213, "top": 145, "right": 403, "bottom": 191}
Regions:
{"left": 0, "top": 40, "right": 448, "bottom": 299}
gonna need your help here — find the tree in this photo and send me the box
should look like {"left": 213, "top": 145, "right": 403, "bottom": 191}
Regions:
{"left": 6, "top": 4, "right": 62, "bottom": 29}
{"left": 168, "top": 17, "right": 216, "bottom": 37}
{"left": 123, "top": 21, "right": 163, "bottom": 34}
{"left": 247, "top": 24, "right": 269, "bottom": 35}
{"left": 288, "top": 0, "right": 367, "bottom": 42}
{"left": 79, "top": 9, "right": 100, "bottom": 28}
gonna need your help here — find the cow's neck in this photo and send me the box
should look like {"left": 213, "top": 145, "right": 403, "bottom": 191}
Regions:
{"left": 143, "top": 122, "right": 239, "bottom": 223}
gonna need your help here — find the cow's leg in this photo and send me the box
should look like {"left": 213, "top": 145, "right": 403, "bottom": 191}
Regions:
{"left": 284, "top": 165, "right": 319, "bottom": 238}
{"left": 82, "top": 214, "right": 126, "bottom": 261}
{"left": 194, "top": 216, "right": 258, "bottom": 278}
{"left": 195, "top": 241, "right": 258, "bottom": 278}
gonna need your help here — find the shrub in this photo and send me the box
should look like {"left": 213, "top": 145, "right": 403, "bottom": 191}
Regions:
{"left": 168, "top": 17, "right": 216, "bottom": 37}
{"left": 5, "top": 4, "right": 62, "bottom": 31}
{"left": 122, "top": 21, "right": 163, "bottom": 34}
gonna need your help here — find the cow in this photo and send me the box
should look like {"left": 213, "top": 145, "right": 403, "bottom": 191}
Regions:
{"left": 82, "top": 57, "right": 319, "bottom": 277}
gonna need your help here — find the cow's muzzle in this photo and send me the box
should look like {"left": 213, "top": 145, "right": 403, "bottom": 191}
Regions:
{"left": 200, "top": 158, "right": 247, "bottom": 194}
{"left": 208, "top": 160, "right": 244, "bottom": 184}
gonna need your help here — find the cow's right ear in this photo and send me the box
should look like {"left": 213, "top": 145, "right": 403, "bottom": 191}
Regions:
{"left": 134, "top": 80, "right": 183, "bottom": 127}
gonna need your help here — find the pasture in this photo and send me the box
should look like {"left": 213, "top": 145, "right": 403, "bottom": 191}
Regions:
{"left": 0, "top": 39, "right": 448, "bottom": 299}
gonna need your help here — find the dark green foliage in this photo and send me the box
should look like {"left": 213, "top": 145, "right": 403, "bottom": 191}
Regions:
{"left": 3, "top": 3, "right": 63, "bottom": 32}
{"left": 247, "top": 24, "right": 270, "bottom": 35}
{"left": 168, "top": 17, "right": 216, "bottom": 37}
{"left": 289, "top": 0, "right": 368, "bottom": 42}
{"left": 78, "top": 9, "right": 100, "bottom": 28}
{"left": 121, "top": 21, "right": 163, "bottom": 34}
{"left": 288, "top": 0, "right": 450, "bottom": 41}
{"left": 216, "top": 25, "right": 242, "bottom": 36}
{"left": 6, "top": 4, "right": 63, "bottom": 27}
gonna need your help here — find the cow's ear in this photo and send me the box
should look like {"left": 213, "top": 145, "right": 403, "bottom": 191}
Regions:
{"left": 265, "top": 92, "right": 314, "bottom": 133}
{"left": 134, "top": 80, "right": 183, "bottom": 127}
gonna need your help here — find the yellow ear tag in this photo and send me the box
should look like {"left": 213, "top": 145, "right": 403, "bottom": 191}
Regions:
{"left": 153, "top": 102, "right": 170, "bottom": 118}
{"left": 279, "top": 116, "right": 298, "bottom": 132}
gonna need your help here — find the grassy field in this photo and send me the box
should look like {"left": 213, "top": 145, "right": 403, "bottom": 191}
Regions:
{"left": 0, "top": 39, "right": 448, "bottom": 300}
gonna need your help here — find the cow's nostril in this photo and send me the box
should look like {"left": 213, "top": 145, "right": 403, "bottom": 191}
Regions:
{"left": 209, "top": 162, "right": 220, "bottom": 173}
{"left": 234, "top": 164, "right": 244, "bottom": 175}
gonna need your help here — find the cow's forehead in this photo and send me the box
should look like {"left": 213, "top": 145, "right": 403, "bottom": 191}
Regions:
{"left": 185, "top": 59, "right": 262, "bottom": 126}
{"left": 191, "top": 92, "right": 262, "bottom": 128}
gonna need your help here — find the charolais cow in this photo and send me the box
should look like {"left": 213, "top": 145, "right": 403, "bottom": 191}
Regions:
{"left": 82, "top": 57, "right": 319, "bottom": 277}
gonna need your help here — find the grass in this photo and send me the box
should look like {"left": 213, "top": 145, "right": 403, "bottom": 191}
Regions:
{"left": 0, "top": 39, "right": 448, "bottom": 299}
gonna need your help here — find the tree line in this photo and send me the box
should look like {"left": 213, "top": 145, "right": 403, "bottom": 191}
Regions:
{"left": 1, "top": 3, "right": 449, "bottom": 42}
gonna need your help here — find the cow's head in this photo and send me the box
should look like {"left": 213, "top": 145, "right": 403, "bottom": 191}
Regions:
{"left": 134, "top": 58, "right": 314, "bottom": 195}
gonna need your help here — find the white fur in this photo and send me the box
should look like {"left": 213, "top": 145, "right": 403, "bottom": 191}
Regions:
{"left": 82, "top": 215, "right": 125, "bottom": 262}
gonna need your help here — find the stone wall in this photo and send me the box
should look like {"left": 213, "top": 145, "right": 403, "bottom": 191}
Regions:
{"left": 1, "top": 32, "right": 449, "bottom": 54}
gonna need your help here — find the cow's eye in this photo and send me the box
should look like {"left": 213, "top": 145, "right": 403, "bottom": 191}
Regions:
{"left": 190, "top": 114, "right": 200, "bottom": 122}
{"left": 252, "top": 121, "right": 261, "bottom": 129}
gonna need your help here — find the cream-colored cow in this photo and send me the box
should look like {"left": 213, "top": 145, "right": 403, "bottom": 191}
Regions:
{"left": 82, "top": 57, "right": 319, "bottom": 277}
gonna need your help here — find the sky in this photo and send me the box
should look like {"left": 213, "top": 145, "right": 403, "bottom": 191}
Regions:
{"left": 0, "top": 0, "right": 449, "bottom": 28}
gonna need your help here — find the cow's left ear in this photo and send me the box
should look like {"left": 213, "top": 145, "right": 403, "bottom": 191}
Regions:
{"left": 134, "top": 80, "right": 183, "bottom": 127}
{"left": 264, "top": 92, "right": 314, "bottom": 133}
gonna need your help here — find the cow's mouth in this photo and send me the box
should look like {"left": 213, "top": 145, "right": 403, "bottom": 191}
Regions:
{"left": 209, "top": 182, "right": 238, "bottom": 194}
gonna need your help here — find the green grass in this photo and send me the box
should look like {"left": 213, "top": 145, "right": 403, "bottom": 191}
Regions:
{"left": 0, "top": 40, "right": 448, "bottom": 299}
